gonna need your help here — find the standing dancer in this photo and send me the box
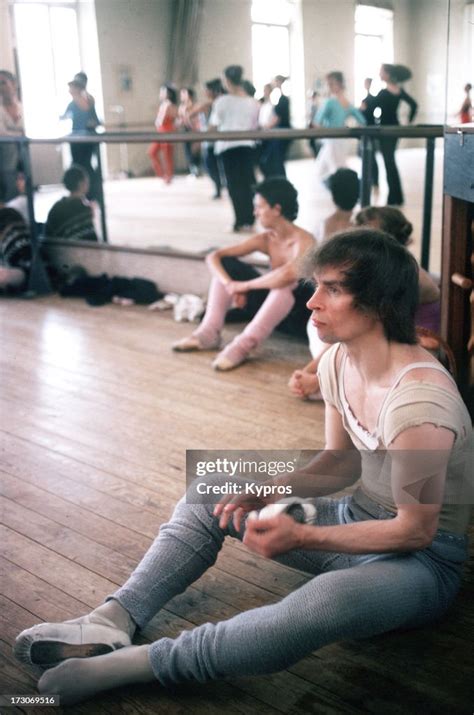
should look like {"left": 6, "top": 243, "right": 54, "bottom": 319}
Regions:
{"left": 148, "top": 85, "right": 178, "bottom": 184}
{"left": 209, "top": 65, "right": 259, "bottom": 232}
{"left": 314, "top": 72, "right": 366, "bottom": 182}
{"left": 374, "top": 64, "right": 417, "bottom": 206}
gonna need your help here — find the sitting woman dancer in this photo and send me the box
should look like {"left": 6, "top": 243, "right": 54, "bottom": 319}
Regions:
{"left": 355, "top": 206, "right": 440, "bottom": 333}
{"left": 172, "top": 177, "right": 315, "bottom": 370}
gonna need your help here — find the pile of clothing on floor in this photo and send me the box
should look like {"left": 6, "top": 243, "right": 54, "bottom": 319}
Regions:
{"left": 59, "top": 267, "right": 163, "bottom": 306}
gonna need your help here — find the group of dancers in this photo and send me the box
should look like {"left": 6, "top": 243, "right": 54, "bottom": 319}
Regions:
{"left": 148, "top": 66, "right": 290, "bottom": 232}
{"left": 148, "top": 62, "right": 419, "bottom": 233}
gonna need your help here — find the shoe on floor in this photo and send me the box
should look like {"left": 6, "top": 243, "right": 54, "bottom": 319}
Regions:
{"left": 212, "top": 353, "right": 246, "bottom": 371}
{"left": 172, "top": 335, "right": 220, "bottom": 352}
{"left": 14, "top": 621, "right": 131, "bottom": 669}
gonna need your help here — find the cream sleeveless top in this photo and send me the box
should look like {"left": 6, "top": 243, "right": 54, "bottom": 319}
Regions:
{"left": 318, "top": 344, "right": 473, "bottom": 534}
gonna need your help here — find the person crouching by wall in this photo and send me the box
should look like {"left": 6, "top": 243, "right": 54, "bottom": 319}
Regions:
{"left": 45, "top": 165, "right": 98, "bottom": 242}
{"left": 0, "top": 207, "right": 32, "bottom": 292}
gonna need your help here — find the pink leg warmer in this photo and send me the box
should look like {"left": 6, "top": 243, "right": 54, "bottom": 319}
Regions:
{"left": 193, "top": 277, "right": 232, "bottom": 347}
{"left": 218, "top": 285, "right": 296, "bottom": 364}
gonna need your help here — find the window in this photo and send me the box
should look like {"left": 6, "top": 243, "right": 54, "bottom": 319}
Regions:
{"left": 354, "top": 4, "right": 394, "bottom": 106}
{"left": 13, "top": 1, "right": 81, "bottom": 137}
{"left": 251, "top": 0, "right": 291, "bottom": 99}
{"left": 251, "top": 0, "right": 305, "bottom": 126}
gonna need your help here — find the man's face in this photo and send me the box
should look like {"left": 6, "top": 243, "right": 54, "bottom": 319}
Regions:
{"left": 253, "top": 194, "right": 280, "bottom": 228}
{"left": 307, "top": 267, "right": 376, "bottom": 344}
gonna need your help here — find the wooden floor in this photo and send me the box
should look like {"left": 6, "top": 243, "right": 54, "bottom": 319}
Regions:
{"left": 1, "top": 297, "right": 473, "bottom": 715}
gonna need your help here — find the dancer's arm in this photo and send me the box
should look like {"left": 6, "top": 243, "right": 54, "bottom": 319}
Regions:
{"left": 349, "top": 105, "right": 366, "bottom": 125}
{"left": 215, "top": 404, "right": 359, "bottom": 530}
{"left": 401, "top": 90, "right": 418, "bottom": 122}
{"left": 230, "top": 233, "right": 315, "bottom": 293}
{"left": 314, "top": 99, "right": 331, "bottom": 126}
{"left": 244, "top": 423, "right": 451, "bottom": 557}
{"left": 205, "top": 234, "right": 268, "bottom": 285}
{"left": 235, "top": 260, "right": 299, "bottom": 291}
{"left": 188, "top": 100, "right": 212, "bottom": 118}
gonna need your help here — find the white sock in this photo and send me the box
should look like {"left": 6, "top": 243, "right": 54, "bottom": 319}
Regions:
{"left": 37, "top": 645, "right": 154, "bottom": 705}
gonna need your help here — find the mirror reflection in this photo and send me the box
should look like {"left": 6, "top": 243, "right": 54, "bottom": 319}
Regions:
{"left": 0, "top": 0, "right": 461, "bottom": 273}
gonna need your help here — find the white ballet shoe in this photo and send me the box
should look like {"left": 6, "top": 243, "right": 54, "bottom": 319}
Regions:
{"left": 14, "top": 620, "right": 131, "bottom": 669}
{"left": 212, "top": 351, "right": 248, "bottom": 371}
{"left": 248, "top": 499, "right": 318, "bottom": 524}
{"left": 212, "top": 354, "right": 240, "bottom": 371}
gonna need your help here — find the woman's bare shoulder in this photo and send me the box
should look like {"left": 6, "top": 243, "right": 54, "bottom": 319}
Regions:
{"left": 294, "top": 225, "right": 316, "bottom": 247}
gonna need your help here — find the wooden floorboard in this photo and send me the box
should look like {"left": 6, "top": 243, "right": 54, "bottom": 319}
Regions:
{"left": 0, "top": 296, "right": 472, "bottom": 714}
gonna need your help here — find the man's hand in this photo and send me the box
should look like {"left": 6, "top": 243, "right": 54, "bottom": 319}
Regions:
{"left": 213, "top": 492, "right": 268, "bottom": 531}
{"left": 243, "top": 514, "right": 306, "bottom": 558}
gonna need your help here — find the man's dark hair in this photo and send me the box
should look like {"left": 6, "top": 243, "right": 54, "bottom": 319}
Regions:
{"left": 205, "top": 78, "right": 224, "bottom": 96}
{"left": 63, "top": 164, "right": 88, "bottom": 193}
{"left": 254, "top": 177, "right": 298, "bottom": 221}
{"left": 224, "top": 65, "right": 243, "bottom": 86}
{"left": 303, "top": 229, "right": 419, "bottom": 344}
{"left": 328, "top": 169, "right": 360, "bottom": 211}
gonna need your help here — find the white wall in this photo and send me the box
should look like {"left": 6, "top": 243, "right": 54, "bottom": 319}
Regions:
{"left": 0, "top": 0, "right": 15, "bottom": 71}
{"left": 446, "top": 0, "right": 473, "bottom": 122}
{"left": 93, "top": 0, "right": 173, "bottom": 175}
{"left": 198, "top": 0, "right": 253, "bottom": 84}
{"left": 301, "top": 0, "right": 355, "bottom": 96}
{"left": 408, "top": 0, "right": 449, "bottom": 124}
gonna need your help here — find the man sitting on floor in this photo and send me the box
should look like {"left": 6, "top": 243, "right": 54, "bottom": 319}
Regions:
{"left": 45, "top": 164, "right": 98, "bottom": 242}
{"left": 14, "top": 229, "right": 472, "bottom": 705}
